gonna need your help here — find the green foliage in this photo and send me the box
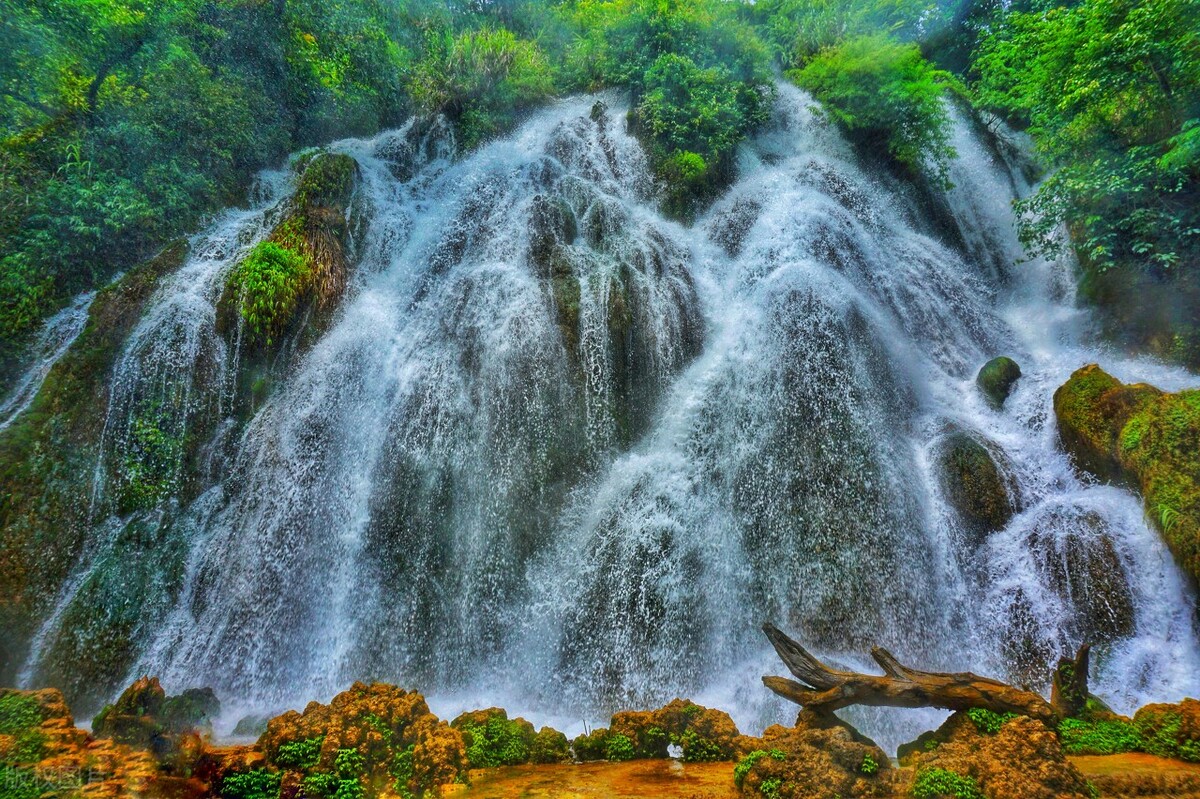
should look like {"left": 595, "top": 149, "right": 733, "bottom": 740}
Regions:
{"left": 860, "top": 752, "right": 879, "bottom": 774}
{"left": 334, "top": 748, "right": 365, "bottom": 778}
{"left": 275, "top": 736, "right": 325, "bottom": 770}
{"left": 389, "top": 744, "right": 416, "bottom": 799}
{"left": 675, "top": 729, "right": 724, "bottom": 763}
{"left": 973, "top": 0, "right": 1200, "bottom": 279}
{"left": 558, "top": 0, "right": 774, "bottom": 215}
{"left": 116, "top": 397, "right": 185, "bottom": 512}
{"left": 227, "top": 240, "right": 312, "bottom": 346}
{"left": 408, "top": 27, "right": 556, "bottom": 148}
{"left": 966, "top": 707, "right": 1017, "bottom": 735}
{"left": 458, "top": 715, "right": 533, "bottom": 768}
{"left": 1137, "top": 709, "right": 1200, "bottom": 763}
{"left": 790, "top": 34, "right": 957, "bottom": 181}
{"left": 605, "top": 732, "right": 635, "bottom": 762}
{"left": 302, "top": 773, "right": 340, "bottom": 798}
{"left": 1058, "top": 717, "right": 1145, "bottom": 755}
{"left": 911, "top": 767, "right": 985, "bottom": 799}
{"left": 221, "top": 769, "right": 282, "bottom": 799}
{"left": 759, "top": 777, "right": 783, "bottom": 799}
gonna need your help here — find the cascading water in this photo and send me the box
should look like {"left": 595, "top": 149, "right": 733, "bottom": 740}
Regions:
{"left": 19, "top": 85, "right": 1200, "bottom": 751}
{"left": 0, "top": 290, "right": 94, "bottom": 431}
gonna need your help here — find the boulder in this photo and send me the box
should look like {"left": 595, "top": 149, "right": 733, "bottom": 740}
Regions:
{"left": 258, "top": 682, "right": 466, "bottom": 797}
{"left": 734, "top": 711, "right": 897, "bottom": 798}
{"left": 936, "top": 430, "right": 1016, "bottom": 541}
{"left": 903, "top": 710, "right": 1092, "bottom": 799}
{"left": 977, "top": 356, "right": 1022, "bottom": 408}
{"left": 1133, "top": 698, "right": 1200, "bottom": 762}
{"left": 1054, "top": 364, "right": 1200, "bottom": 588}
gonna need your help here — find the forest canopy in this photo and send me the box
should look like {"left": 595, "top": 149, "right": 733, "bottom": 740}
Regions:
{"left": 1, "top": 0, "right": 1198, "bottom": 367}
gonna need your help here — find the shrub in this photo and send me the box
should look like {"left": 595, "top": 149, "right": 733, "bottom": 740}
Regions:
{"left": 605, "top": 733, "right": 635, "bottom": 762}
{"left": 790, "top": 34, "right": 957, "bottom": 182}
{"left": 221, "top": 770, "right": 282, "bottom": 799}
{"left": 226, "top": 240, "right": 312, "bottom": 346}
{"left": 1058, "top": 717, "right": 1144, "bottom": 756}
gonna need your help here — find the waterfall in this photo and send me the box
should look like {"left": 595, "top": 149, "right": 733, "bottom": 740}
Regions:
{"left": 19, "top": 86, "right": 1200, "bottom": 751}
{"left": 1, "top": 290, "right": 94, "bottom": 431}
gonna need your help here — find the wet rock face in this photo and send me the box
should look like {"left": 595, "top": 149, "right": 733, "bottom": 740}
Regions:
{"left": 0, "top": 240, "right": 188, "bottom": 691}
{"left": 258, "top": 682, "right": 466, "bottom": 797}
{"left": 1054, "top": 364, "right": 1200, "bottom": 588}
{"left": 734, "top": 711, "right": 897, "bottom": 799}
{"left": 903, "top": 711, "right": 1092, "bottom": 799}
{"left": 977, "top": 356, "right": 1022, "bottom": 408}
{"left": 936, "top": 430, "right": 1016, "bottom": 542}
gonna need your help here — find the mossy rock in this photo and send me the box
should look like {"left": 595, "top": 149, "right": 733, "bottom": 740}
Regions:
{"left": 570, "top": 728, "right": 611, "bottom": 762}
{"left": 935, "top": 430, "right": 1015, "bottom": 542}
{"left": 1133, "top": 699, "right": 1200, "bottom": 762}
{"left": 259, "top": 682, "right": 465, "bottom": 797}
{"left": 1054, "top": 364, "right": 1200, "bottom": 588}
{"left": 976, "top": 356, "right": 1021, "bottom": 409}
{"left": 530, "top": 726, "right": 571, "bottom": 764}
{"left": 450, "top": 707, "right": 540, "bottom": 768}
{"left": 218, "top": 151, "right": 359, "bottom": 352}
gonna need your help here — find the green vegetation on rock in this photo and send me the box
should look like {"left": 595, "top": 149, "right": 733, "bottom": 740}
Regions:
{"left": 221, "top": 770, "right": 283, "bottom": 799}
{"left": 1054, "top": 365, "right": 1200, "bottom": 588}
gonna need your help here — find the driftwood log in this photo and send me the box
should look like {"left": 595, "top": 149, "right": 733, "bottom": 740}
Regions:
{"left": 761, "top": 622, "right": 1060, "bottom": 726}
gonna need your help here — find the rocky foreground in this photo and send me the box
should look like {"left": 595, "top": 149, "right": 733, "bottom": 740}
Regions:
{"left": 2, "top": 678, "right": 1199, "bottom": 799}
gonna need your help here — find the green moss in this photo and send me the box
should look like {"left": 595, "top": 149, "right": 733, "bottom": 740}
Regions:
{"left": 0, "top": 242, "right": 186, "bottom": 684}
{"left": 1058, "top": 717, "right": 1144, "bottom": 756}
{"left": 530, "top": 727, "right": 571, "bottom": 764}
{"left": 221, "top": 770, "right": 282, "bottom": 799}
{"left": 294, "top": 153, "right": 356, "bottom": 211}
{"left": 911, "top": 767, "right": 984, "bottom": 799}
{"left": 275, "top": 736, "right": 324, "bottom": 770}
{"left": 571, "top": 728, "right": 610, "bottom": 762}
{"left": 1054, "top": 366, "right": 1200, "bottom": 586}
{"left": 976, "top": 356, "right": 1022, "bottom": 408}
{"left": 966, "top": 708, "right": 1017, "bottom": 736}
